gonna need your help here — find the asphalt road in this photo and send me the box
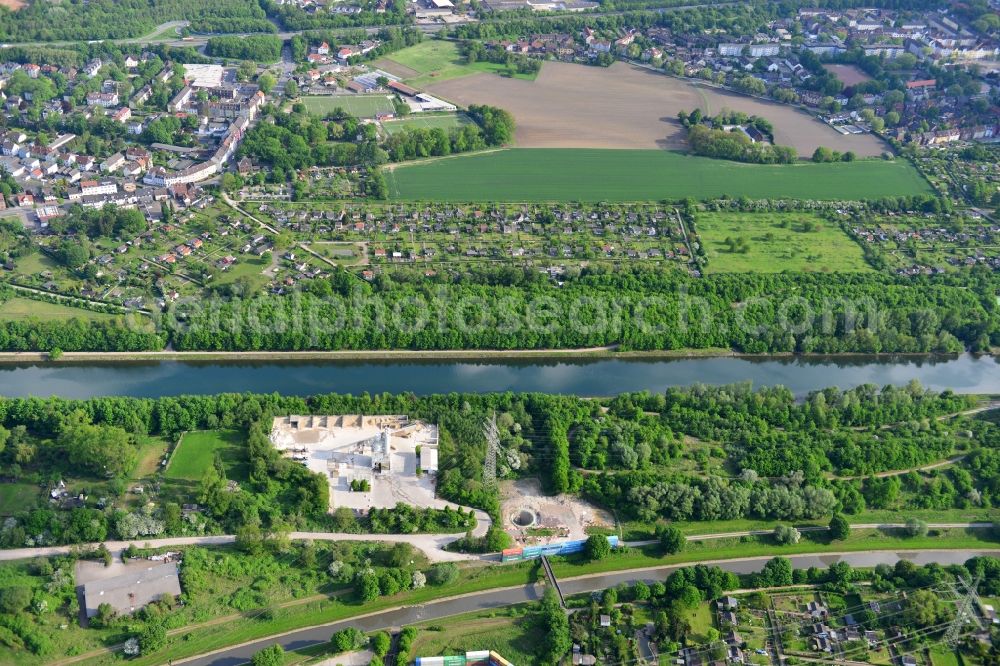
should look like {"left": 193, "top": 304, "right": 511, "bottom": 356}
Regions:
{"left": 175, "top": 548, "right": 1000, "bottom": 666}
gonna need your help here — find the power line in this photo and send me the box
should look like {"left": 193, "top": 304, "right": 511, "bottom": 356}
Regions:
{"left": 483, "top": 411, "right": 499, "bottom": 490}
{"left": 944, "top": 574, "right": 985, "bottom": 648}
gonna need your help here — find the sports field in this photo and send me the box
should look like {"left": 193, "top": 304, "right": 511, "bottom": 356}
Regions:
{"left": 696, "top": 212, "right": 872, "bottom": 273}
{"left": 382, "top": 113, "right": 471, "bottom": 135}
{"left": 165, "top": 430, "right": 248, "bottom": 481}
{"left": 385, "top": 149, "right": 934, "bottom": 202}
{"left": 377, "top": 40, "right": 537, "bottom": 88}
{"left": 301, "top": 94, "right": 395, "bottom": 118}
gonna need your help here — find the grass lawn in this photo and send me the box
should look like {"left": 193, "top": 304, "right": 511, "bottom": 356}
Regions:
{"left": 405, "top": 610, "right": 542, "bottom": 664}
{"left": 0, "top": 482, "right": 38, "bottom": 515}
{"left": 0, "top": 297, "right": 117, "bottom": 322}
{"left": 383, "top": 112, "right": 471, "bottom": 135}
{"left": 687, "top": 601, "right": 716, "bottom": 643}
{"left": 696, "top": 212, "right": 871, "bottom": 273}
{"left": 381, "top": 41, "right": 537, "bottom": 88}
{"left": 929, "top": 645, "right": 962, "bottom": 666}
{"left": 11, "top": 249, "right": 57, "bottom": 275}
{"left": 165, "top": 430, "right": 248, "bottom": 482}
{"left": 621, "top": 507, "right": 1000, "bottom": 541}
{"left": 133, "top": 436, "right": 171, "bottom": 479}
{"left": 385, "top": 149, "right": 933, "bottom": 202}
{"left": 301, "top": 94, "right": 395, "bottom": 119}
{"left": 212, "top": 255, "right": 270, "bottom": 291}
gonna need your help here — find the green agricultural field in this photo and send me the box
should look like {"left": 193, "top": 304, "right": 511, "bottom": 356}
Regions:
{"left": 0, "top": 297, "right": 116, "bottom": 322}
{"left": 381, "top": 40, "right": 537, "bottom": 88}
{"left": 0, "top": 483, "right": 38, "bottom": 515}
{"left": 165, "top": 430, "right": 248, "bottom": 482}
{"left": 696, "top": 212, "right": 872, "bottom": 273}
{"left": 301, "top": 94, "right": 395, "bottom": 118}
{"left": 385, "top": 149, "right": 933, "bottom": 202}
{"left": 382, "top": 113, "right": 471, "bottom": 135}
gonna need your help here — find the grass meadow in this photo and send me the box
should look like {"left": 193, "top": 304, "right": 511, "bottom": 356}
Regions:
{"left": 380, "top": 40, "right": 538, "bottom": 88}
{"left": 385, "top": 149, "right": 933, "bottom": 202}
{"left": 165, "top": 430, "right": 248, "bottom": 482}
{"left": 382, "top": 113, "right": 471, "bottom": 135}
{"left": 696, "top": 212, "right": 872, "bottom": 273}
{"left": 0, "top": 297, "right": 117, "bottom": 322}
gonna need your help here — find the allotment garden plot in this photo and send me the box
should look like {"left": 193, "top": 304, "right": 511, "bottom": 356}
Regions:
{"left": 697, "top": 212, "right": 872, "bottom": 273}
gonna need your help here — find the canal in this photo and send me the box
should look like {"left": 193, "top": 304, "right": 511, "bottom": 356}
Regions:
{"left": 0, "top": 353, "right": 996, "bottom": 398}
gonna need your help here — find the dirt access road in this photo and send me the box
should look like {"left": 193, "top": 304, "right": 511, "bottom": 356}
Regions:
{"left": 428, "top": 61, "right": 887, "bottom": 157}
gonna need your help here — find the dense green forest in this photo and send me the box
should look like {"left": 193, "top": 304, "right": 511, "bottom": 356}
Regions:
{"left": 205, "top": 35, "right": 283, "bottom": 63}
{"left": 171, "top": 266, "right": 999, "bottom": 353}
{"left": 262, "top": 0, "right": 409, "bottom": 31}
{"left": 0, "top": 0, "right": 273, "bottom": 42}
{"left": 0, "top": 383, "right": 994, "bottom": 550}
{"left": 1, "top": 260, "right": 997, "bottom": 352}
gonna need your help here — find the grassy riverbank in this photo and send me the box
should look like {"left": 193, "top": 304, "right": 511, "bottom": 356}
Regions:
{"left": 0, "top": 348, "right": 988, "bottom": 364}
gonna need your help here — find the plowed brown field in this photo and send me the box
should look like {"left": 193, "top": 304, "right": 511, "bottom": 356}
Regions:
{"left": 427, "top": 61, "right": 887, "bottom": 157}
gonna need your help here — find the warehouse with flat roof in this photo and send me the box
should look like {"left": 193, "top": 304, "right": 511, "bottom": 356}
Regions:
{"left": 82, "top": 562, "right": 181, "bottom": 618}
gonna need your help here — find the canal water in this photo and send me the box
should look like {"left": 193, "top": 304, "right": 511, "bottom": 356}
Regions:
{"left": 0, "top": 353, "right": 996, "bottom": 398}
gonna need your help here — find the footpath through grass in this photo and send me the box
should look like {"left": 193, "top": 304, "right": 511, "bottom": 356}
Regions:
{"left": 549, "top": 526, "right": 1000, "bottom": 579}
{"left": 385, "top": 149, "right": 932, "bottom": 202}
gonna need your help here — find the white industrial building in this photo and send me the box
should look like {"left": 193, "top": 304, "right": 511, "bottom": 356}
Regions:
{"left": 270, "top": 415, "right": 441, "bottom": 512}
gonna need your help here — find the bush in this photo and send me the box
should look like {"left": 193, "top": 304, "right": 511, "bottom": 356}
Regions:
{"left": 251, "top": 644, "right": 285, "bottom": 666}
{"left": 0, "top": 586, "right": 31, "bottom": 614}
{"left": 371, "top": 631, "right": 391, "bottom": 657}
{"left": 828, "top": 514, "right": 850, "bottom": 541}
{"left": 427, "top": 563, "right": 459, "bottom": 586}
{"left": 585, "top": 534, "right": 612, "bottom": 561}
{"left": 659, "top": 525, "right": 686, "bottom": 554}
{"left": 138, "top": 622, "right": 166, "bottom": 655}
{"left": 904, "top": 518, "right": 928, "bottom": 537}
{"left": 773, "top": 525, "right": 801, "bottom": 545}
{"left": 332, "top": 627, "right": 364, "bottom": 653}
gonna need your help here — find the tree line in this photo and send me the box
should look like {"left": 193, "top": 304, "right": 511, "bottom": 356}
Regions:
{"left": 0, "top": 0, "right": 273, "bottom": 42}
{"left": 168, "top": 266, "right": 999, "bottom": 354}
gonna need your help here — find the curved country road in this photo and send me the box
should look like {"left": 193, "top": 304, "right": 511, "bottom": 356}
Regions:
{"left": 176, "top": 549, "right": 1000, "bottom": 666}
